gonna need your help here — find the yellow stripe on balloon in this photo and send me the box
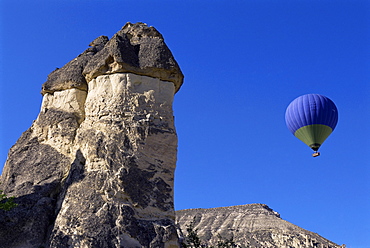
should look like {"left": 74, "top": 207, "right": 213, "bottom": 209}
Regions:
{"left": 294, "top": 124, "right": 333, "bottom": 149}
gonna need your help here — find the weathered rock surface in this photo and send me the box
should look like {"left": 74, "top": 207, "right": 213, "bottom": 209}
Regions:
{"left": 176, "top": 204, "right": 343, "bottom": 248}
{"left": 42, "top": 35, "right": 109, "bottom": 95}
{"left": 0, "top": 22, "right": 182, "bottom": 248}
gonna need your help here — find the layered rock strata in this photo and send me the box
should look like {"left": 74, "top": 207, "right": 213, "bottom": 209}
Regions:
{"left": 0, "top": 22, "right": 183, "bottom": 248}
{"left": 176, "top": 204, "right": 343, "bottom": 248}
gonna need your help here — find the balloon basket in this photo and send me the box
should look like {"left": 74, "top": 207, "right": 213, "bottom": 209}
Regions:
{"left": 312, "top": 152, "right": 320, "bottom": 157}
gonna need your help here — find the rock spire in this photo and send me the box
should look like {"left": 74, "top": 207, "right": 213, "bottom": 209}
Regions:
{"left": 0, "top": 22, "right": 183, "bottom": 248}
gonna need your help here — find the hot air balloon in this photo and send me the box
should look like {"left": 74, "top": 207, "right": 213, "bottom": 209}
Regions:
{"left": 285, "top": 94, "right": 338, "bottom": 157}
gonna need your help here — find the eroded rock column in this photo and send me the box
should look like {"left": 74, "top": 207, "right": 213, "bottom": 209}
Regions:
{"left": 0, "top": 22, "right": 183, "bottom": 248}
{"left": 50, "top": 73, "right": 179, "bottom": 247}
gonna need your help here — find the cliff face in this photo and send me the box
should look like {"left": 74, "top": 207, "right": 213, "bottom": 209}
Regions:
{"left": 176, "top": 204, "right": 343, "bottom": 248}
{"left": 0, "top": 22, "right": 183, "bottom": 248}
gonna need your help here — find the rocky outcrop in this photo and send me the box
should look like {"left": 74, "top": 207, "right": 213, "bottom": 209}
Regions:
{"left": 176, "top": 204, "right": 343, "bottom": 248}
{"left": 0, "top": 22, "right": 183, "bottom": 248}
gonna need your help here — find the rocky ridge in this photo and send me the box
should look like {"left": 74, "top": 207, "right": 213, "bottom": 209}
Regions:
{"left": 176, "top": 204, "right": 343, "bottom": 248}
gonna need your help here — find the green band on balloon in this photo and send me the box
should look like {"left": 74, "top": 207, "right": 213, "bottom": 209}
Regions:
{"left": 294, "top": 124, "right": 333, "bottom": 149}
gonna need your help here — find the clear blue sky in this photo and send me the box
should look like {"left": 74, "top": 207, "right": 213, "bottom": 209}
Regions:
{"left": 1, "top": 1, "right": 369, "bottom": 247}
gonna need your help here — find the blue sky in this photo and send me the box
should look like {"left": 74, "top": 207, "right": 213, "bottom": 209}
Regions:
{"left": 1, "top": 1, "right": 369, "bottom": 247}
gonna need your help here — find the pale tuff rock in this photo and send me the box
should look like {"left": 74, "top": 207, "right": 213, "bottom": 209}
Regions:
{"left": 0, "top": 23, "right": 182, "bottom": 248}
{"left": 0, "top": 73, "right": 179, "bottom": 247}
{"left": 176, "top": 204, "right": 343, "bottom": 248}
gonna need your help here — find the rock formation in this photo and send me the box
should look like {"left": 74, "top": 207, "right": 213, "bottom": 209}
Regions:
{"left": 176, "top": 204, "right": 343, "bottom": 248}
{"left": 0, "top": 22, "right": 183, "bottom": 248}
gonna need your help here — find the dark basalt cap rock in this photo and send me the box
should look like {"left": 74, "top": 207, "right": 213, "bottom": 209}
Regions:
{"left": 83, "top": 22, "right": 184, "bottom": 92}
{"left": 42, "top": 22, "right": 184, "bottom": 95}
{"left": 41, "top": 36, "right": 109, "bottom": 95}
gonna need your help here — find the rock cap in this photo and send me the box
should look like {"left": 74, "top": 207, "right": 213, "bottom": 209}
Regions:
{"left": 41, "top": 36, "right": 108, "bottom": 95}
{"left": 42, "top": 22, "right": 183, "bottom": 95}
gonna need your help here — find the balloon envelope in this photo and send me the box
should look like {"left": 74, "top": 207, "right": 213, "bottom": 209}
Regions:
{"left": 285, "top": 94, "right": 338, "bottom": 151}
